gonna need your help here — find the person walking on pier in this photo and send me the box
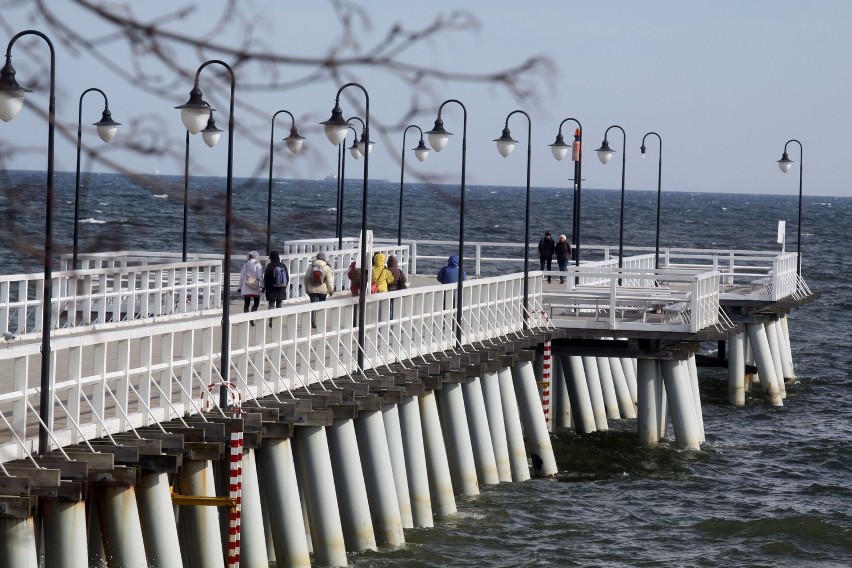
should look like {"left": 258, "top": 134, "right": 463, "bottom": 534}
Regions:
{"left": 239, "top": 250, "right": 264, "bottom": 325}
{"left": 304, "top": 251, "right": 334, "bottom": 328}
{"left": 437, "top": 255, "right": 466, "bottom": 284}
{"left": 555, "top": 234, "right": 572, "bottom": 284}
{"left": 538, "top": 231, "right": 556, "bottom": 283}
{"left": 264, "top": 250, "right": 288, "bottom": 315}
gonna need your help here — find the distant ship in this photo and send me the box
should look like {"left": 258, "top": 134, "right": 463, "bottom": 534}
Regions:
{"left": 323, "top": 174, "right": 337, "bottom": 181}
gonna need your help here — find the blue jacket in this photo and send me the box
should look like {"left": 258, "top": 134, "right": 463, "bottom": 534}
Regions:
{"left": 437, "top": 255, "right": 467, "bottom": 284}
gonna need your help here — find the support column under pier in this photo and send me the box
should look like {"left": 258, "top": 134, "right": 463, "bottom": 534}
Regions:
{"left": 327, "top": 418, "right": 377, "bottom": 552}
{"left": 582, "top": 356, "right": 609, "bottom": 430}
{"left": 419, "top": 391, "right": 457, "bottom": 516}
{"left": 765, "top": 320, "right": 787, "bottom": 399}
{"left": 436, "top": 383, "right": 480, "bottom": 496}
{"left": 512, "top": 360, "right": 558, "bottom": 477}
{"left": 382, "top": 403, "right": 414, "bottom": 529}
{"left": 481, "top": 370, "right": 514, "bottom": 482}
{"left": 398, "top": 395, "right": 434, "bottom": 527}
{"left": 96, "top": 484, "right": 149, "bottom": 568}
{"left": 137, "top": 471, "right": 183, "bottom": 568}
{"left": 661, "top": 359, "right": 702, "bottom": 450}
{"left": 0, "top": 515, "right": 37, "bottom": 568}
{"left": 609, "top": 357, "right": 636, "bottom": 419}
{"left": 553, "top": 357, "right": 574, "bottom": 429}
{"left": 461, "top": 376, "right": 500, "bottom": 486}
{"left": 355, "top": 409, "right": 405, "bottom": 546}
{"left": 497, "top": 366, "right": 531, "bottom": 482}
{"left": 728, "top": 331, "right": 746, "bottom": 406}
{"left": 637, "top": 359, "right": 663, "bottom": 446}
{"left": 239, "top": 448, "right": 271, "bottom": 568}
{"left": 621, "top": 357, "right": 639, "bottom": 404}
{"left": 560, "top": 355, "right": 596, "bottom": 434}
{"left": 294, "top": 426, "right": 348, "bottom": 567}
{"left": 177, "top": 459, "right": 225, "bottom": 568}
{"left": 779, "top": 315, "right": 796, "bottom": 381}
{"left": 596, "top": 357, "right": 621, "bottom": 420}
{"left": 746, "top": 323, "right": 783, "bottom": 406}
{"left": 686, "top": 355, "right": 705, "bottom": 443}
{"left": 41, "top": 497, "right": 88, "bottom": 568}
{"left": 256, "top": 438, "right": 311, "bottom": 568}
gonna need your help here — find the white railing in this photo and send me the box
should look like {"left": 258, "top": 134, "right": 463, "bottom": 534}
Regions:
{"left": 69, "top": 242, "right": 410, "bottom": 301}
{"left": 544, "top": 266, "right": 726, "bottom": 333}
{"left": 0, "top": 260, "right": 223, "bottom": 337}
{"left": 0, "top": 271, "right": 536, "bottom": 463}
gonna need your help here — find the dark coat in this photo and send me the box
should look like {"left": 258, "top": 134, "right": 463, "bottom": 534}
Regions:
{"left": 538, "top": 236, "right": 556, "bottom": 258}
{"left": 264, "top": 253, "right": 288, "bottom": 302}
{"left": 555, "top": 240, "right": 571, "bottom": 261}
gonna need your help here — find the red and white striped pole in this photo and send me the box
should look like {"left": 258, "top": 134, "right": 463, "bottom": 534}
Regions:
{"left": 227, "top": 429, "right": 243, "bottom": 567}
{"left": 539, "top": 340, "right": 552, "bottom": 432}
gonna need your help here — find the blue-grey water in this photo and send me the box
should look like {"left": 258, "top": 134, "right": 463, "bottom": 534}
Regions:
{"left": 1, "top": 170, "right": 850, "bottom": 567}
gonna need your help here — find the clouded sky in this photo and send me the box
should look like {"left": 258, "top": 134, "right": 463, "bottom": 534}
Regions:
{"left": 1, "top": 0, "right": 850, "bottom": 197}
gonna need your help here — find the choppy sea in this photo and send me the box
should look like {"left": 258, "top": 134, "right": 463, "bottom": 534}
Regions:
{"left": 1, "top": 170, "right": 850, "bottom": 567}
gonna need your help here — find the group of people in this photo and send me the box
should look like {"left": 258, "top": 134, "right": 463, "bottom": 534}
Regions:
{"left": 237, "top": 250, "right": 292, "bottom": 326}
{"left": 346, "top": 253, "right": 409, "bottom": 296}
{"left": 239, "top": 236, "right": 565, "bottom": 327}
{"left": 537, "top": 231, "right": 572, "bottom": 284}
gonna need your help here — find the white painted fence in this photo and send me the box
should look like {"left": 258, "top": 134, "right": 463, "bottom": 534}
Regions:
{"left": 0, "top": 271, "right": 544, "bottom": 462}
{"left": 544, "top": 266, "right": 727, "bottom": 333}
{"left": 0, "top": 260, "right": 223, "bottom": 338}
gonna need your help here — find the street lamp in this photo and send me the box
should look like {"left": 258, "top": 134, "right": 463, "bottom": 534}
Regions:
{"left": 549, "top": 119, "right": 583, "bottom": 265}
{"left": 336, "top": 121, "right": 362, "bottom": 250}
{"left": 267, "top": 109, "right": 305, "bottom": 254}
{"left": 494, "top": 110, "right": 531, "bottom": 329}
{"left": 398, "top": 124, "right": 429, "bottom": 246}
{"left": 777, "top": 139, "right": 804, "bottom": 276}
{"left": 176, "top": 60, "right": 236, "bottom": 408}
{"left": 426, "top": 99, "right": 467, "bottom": 346}
{"left": 0, "top": 29, "right": 56, "bottom": 454}
{"left": 182, "top": 111, "right": 223, "bottom": 262}
{"left": 73, "top": 88, "right": 120, "bottom": 269}
{"left": 596, "top": 125, "right": 627, "bottom": 270}
{"left": 640, "top": 132, "right": 663, "bottom": 270}
{"left": 321, "top": 83, "right": 371, "bottom": 370}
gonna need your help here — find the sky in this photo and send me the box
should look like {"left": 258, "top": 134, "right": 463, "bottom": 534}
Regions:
{"left": 1, "top": 0, "right": 851, "bottom": 197}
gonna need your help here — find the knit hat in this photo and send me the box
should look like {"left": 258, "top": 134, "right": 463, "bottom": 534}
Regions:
{"left": 248, "top": 250, "right": 259, "bottom": 259}
{"left": 316, "top": 251, "right": 326, "bottom": 261}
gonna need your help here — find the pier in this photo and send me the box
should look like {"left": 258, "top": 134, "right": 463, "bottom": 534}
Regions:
{"left": 0, "top": 236, "right": 817, "bottom": 567}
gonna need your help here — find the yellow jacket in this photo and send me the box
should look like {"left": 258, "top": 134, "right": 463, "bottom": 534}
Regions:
{"left": 371, "top": 253, "right": 395, "bottom": 292}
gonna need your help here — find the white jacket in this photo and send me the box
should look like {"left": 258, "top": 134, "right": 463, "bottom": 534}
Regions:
{"left": 238, "top": 258, "right": 264, "bottom": 296}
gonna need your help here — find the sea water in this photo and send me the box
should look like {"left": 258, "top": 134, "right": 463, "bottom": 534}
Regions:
{"left": 1, "top": 170, "right": 850, "bottom": 567}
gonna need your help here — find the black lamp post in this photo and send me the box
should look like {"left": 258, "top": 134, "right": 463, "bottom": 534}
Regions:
{"left": 426, "top": 99, "right": 467, "bottom": 347}
{"left": 336, "top": 122, "right": 362, "bottom": 250}
{"left": 549, "top": 118, "right": 583, "bottom": 265}
{"left": 777, "top": 139, "right": 804, "bottom": 277}
{"left": 0, "top": 30, "right": 56, "bottom": 455}
{"left": 73, "top": 88, "right": 120, "bottom": 269}
{"left": 267, "top": 110, "right": 305, "bottom": 255}
{"left": 176, "top": 60, "right": 236, "bottom": 408}
{"left": 596, "top": 125, "right": 627, "bottom": 270}
{"left": 494, "top": 110, "right": 531, "bottom": 329}
{"left": 398, "top": 125, "right": 430, "bottom": 246}
{"left": 321, "top": 83, "right": 371, "bottom": 370}
{"left": 182, "top": 110, "right": 224, "bottom": 262}
{"left": 640, "top": 132, "right": 663, "bottom": 270}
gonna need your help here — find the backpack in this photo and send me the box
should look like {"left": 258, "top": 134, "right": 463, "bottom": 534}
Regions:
{"left": 311, "top": 264, "right": 323, "bottom": 285}
{"left": 272, "top": 265, "right": 288, "bottom": 288}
